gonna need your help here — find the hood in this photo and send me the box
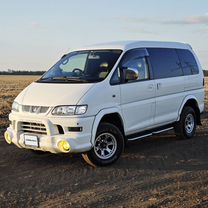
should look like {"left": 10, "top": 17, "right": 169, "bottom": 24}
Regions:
{"left": 15, "top": 82, "right": 94, "bottom": 106}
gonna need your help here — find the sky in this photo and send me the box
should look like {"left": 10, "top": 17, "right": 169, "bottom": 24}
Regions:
{"left": 0, "top": 0, "right": 208, "bottom": 71}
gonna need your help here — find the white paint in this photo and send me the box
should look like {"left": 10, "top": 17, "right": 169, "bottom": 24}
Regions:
{"left": 7, "top": 41, "right": 205, "bottom": 154}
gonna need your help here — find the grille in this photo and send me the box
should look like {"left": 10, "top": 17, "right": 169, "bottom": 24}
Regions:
{"left": 20, "top": 122, "right": 47, "bottom": 135}
{"left": 22, "top": 105, "right": 49, "bottom": 114}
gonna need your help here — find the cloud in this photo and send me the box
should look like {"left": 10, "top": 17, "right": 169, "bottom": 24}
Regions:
{"left": 116, "top": 16, "right": 152, "bottom": 24}
{"left": 163, "top": 13, "right": 208, "bottom": 25}
{"left": 31, "top": 21, "right": 46, "bottom": 29}
{"left": 127, "top": 27, "right": 156, "bottom": 34}
{"left": 116, "top": 13, "right": 208, "bottom": 26}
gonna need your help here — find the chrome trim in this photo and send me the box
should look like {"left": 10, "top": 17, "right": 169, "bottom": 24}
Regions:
{"left": 153, "top": 127, "right": 174, "bottom": 134}
{"left": 128, "top": 127, "right": 174, "bottom": 141}
{"left": 128, "top": 133, "right": 152, "bottom": 141}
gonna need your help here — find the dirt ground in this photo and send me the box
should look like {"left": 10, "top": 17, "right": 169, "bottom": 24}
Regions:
{"left": 0, "top": 76, "right": 208, "bottom": 208}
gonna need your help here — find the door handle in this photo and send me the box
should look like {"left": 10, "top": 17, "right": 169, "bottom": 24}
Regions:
{"left": 157, "top": 83, "right": 162, "bottom": 90}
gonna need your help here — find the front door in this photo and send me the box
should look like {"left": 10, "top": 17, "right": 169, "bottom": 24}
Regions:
{"left": 119, "top": 49, "right": 156, "bottom": 135}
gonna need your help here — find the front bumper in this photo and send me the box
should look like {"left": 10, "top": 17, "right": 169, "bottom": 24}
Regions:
{"left": 6, "top": 112, "right": 95, "bottom": 153}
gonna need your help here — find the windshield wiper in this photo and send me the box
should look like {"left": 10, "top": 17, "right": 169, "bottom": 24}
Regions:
{"left": 38, "top": 76, "right": 95, "bottom": 83}
{"left": 50, "top": 76, "right": 89, "bottom": 83}
{"left": 39, "top": 77, "right": 53, "bottom": 81}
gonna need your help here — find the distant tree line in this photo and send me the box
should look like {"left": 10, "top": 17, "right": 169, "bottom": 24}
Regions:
{"left": 0, "top": 69, "right": 207, "bottom": 76}
{"left": 0, "top": 70, "right": 45, "bottom": 75}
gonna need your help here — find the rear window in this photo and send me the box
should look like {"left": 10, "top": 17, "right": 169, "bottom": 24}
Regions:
{"left": 176, "top": 49, "right": 199, "bottom": 75}
{"left": 147, "top": 48, "right": 183, "bottom": 79}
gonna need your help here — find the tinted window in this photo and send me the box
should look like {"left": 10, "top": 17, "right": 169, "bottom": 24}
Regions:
{"left": 122, "top": 57, "right": 149, "bottom": 82}
{"left": 176, "top": 49, "right": 199, "bottom": 75}
{"left": 110, "top": 68, "right": 121, "bottom": 85}
{"left": 148, "top": 48, "right": 183, "bottom": 79}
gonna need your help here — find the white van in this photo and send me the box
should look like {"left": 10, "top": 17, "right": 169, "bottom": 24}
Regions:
{"left": 4, "top": 41, "right": 205, "bottom": 166}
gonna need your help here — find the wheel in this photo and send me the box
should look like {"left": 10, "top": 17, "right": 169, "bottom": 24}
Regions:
{"left": 174, "top": 106, "right": 196, "bottom": 139}
{"left": 82, "top": 122, "right": 124, "bottom": 167}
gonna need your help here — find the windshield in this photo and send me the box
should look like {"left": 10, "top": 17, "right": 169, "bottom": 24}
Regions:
{"left": 38, "top": 50, "right": 122, "bottom": 83}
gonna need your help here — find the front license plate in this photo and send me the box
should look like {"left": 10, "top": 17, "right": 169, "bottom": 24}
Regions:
{"left": 24, "top": 135, "right": 39, "bottom": 147}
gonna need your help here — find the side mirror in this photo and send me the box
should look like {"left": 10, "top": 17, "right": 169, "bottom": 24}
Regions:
{"left": 124, "top": 67, "right": 139, "bottom": 82}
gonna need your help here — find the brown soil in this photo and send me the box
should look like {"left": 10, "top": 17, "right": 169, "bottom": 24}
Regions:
{"left": 0, "top": 76, "right": 208, "bottom": 208}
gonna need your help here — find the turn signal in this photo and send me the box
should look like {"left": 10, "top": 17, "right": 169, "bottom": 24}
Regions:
{"left": 4, "top": 131, "right": 12, "bottom": 144}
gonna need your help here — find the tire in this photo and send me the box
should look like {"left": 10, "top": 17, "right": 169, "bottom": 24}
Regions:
{"left": 174, "top": 106, "right": 196, "bottom": 139}
{"left": 82, "top": 122, "right": 124, "bottom": 167}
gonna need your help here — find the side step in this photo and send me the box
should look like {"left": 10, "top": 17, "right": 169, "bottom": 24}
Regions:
{"left": 127, "top": 126, "right": 174, "bottom": 141}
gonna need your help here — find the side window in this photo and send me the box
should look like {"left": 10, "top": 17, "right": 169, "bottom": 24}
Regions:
{"left": 121, "top": 50, "right": 149, "bottom": 83}
{"left": 148, "top": 48, "right": 183, "bottom": 79}
{"left": 110, "top": 68, "right": 121, "bottom": 85}
{"left": 176, "top": 49, "right": 199, "bottom": 75}
{"left": 123, "top": 57, "right": 149, "bottom": 81}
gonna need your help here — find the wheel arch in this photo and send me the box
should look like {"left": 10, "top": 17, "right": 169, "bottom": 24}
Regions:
{"left": 91, "top": 108, "right": 125, "bottom": 145}
{"left": 178, "top": 96, "right": 201, "bottom": 125}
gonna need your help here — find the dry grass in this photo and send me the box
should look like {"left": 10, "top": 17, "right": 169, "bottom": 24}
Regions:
{"left": 0, "top": 76, "right": 39, "bottom": 130}
{"left": 0, "top": 76, "right": 207, "bottom": 130}
{"left": 205, "top": 77, "right": 208, "bottom": 111}
{"left": 0, "top": 76, "right": 207, "bottom": 208}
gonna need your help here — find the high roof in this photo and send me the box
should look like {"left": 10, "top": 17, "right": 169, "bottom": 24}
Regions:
{"left": 76, "top": 40, "right": 192, "bottom": 51}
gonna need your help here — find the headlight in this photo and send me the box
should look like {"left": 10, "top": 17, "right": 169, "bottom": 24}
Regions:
{"left": 12, "top": 101, "right": 20, "bottom": 112}
{"left": 52, "top": 105, "right": 87, "bottom": 116}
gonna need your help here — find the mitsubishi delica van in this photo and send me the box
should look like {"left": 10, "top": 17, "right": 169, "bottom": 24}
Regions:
{"left": 4, "top": 41, "right": 205, "bottom": 166}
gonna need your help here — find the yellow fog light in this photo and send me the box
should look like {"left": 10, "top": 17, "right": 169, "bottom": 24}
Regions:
{"left": 58, "top": 140, "right": 70, "bottom": 152}
{"left": 4, "top": 131, "right": 12, "bottom": 144}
